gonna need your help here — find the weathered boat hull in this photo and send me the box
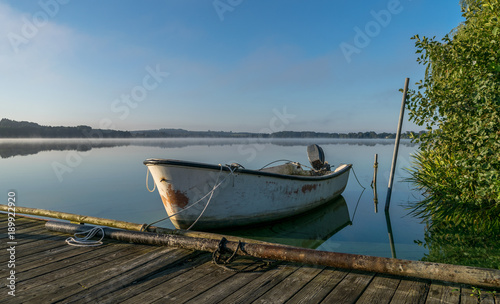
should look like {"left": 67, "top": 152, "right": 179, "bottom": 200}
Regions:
{"left": 144, "top": 159, "right": 351, "bottom": 230}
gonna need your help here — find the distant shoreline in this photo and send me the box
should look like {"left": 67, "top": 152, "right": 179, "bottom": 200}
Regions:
{"left": 0, "top": 118, "right": 422, "bottom": 139}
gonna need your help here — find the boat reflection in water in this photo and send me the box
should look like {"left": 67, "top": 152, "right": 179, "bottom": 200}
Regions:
{"left": 213, "top": 196, "right": 351, "bottom": 249}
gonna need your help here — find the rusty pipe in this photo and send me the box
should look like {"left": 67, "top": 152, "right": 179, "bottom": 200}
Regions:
{"left": 45, "top": 221, "right": 500, "bottom": 289}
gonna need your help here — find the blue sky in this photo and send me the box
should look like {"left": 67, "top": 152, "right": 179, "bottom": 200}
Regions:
{"left": 1, "top": 0, "right": 464, "bottom": 133}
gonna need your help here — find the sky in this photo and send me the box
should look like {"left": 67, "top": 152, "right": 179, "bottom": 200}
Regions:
{"left": 0, "top": 0, "right": 464, "bottom": 133}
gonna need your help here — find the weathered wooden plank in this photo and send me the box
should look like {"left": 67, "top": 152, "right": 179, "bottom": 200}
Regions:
{"left": 16, "top": 243, "right": 129, "bottom": 287}
{"left": 390, "top": 278, "right": 430, "bottom": 304}
{"left": 13, "top": 242, "right": 143, "bottom": 293}
{"left": 217, "top": 263, "right": 298, "bottom": 304}
{"left": 0, "top": 233, "right": 86, "bottom": 263}
{"left": 97, "top": 252, "right": 213, "bottom": 304}
{"left": 14, "top": 240, "right": 104, "bottom": 271}
{"left": 149, "top": 257, "right": 264, "bottom": 303}
{"left": 460, "top": 286, "right": 500, "bottom": 304}
{"left": 0, "top": 233, "right": 113, "bottom": 269}
{"left": 10, "top": 244, "right": 167, "bottom": 303}
{"left": 183, "top": 258, "right": 278, "bottom": 304}
{"left": 286, "top": 267, "right": 349, "bottom": 304}
{"left": 321, "top": 270, "right": 375, "bottom": 303}
{"left": 120, "top": 254, "right": 229, "bottom": 303}
{"left": 460, "top": 287, "right": 479, "bottom": 304}
{"left": 425, "top": 281, "right": 461, "bottom": 304}
{"left": 119, "top": 260, "right": 214, "bottom": 303}
{"left": 356, "top": 274, "right": 401, "bottom": 304}
{"left": 0, "top": 217, "right": 39, "bottom": 229}
{"left": 478, "top": 290, "right": 497, "bottom": 304}
{"left": 60, "top": 248, "right": 199, "bottom": 303}
{"left": 0, "top": 219, "right": 43, "bottom": 236}
{"left": 252, "top": 265, "right": 325, "bottom": 303}
{"left": 1, "top": 223, "right": 50, "bottom": 241}
{"left": 0, "top": 221, "right": 48, "bottom": 243}
{"left": 0, "top": 234, "right": 73, "bottom": 269}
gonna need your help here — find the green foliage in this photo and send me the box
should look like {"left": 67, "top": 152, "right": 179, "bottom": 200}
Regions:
{"left": 407, "top": 0, "right": 500, "bottom": 232}
{"left": 416, "top": 213, "right": 500, "bottom": 269}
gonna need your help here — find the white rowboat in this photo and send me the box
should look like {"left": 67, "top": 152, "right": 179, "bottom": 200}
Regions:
{"left": 144, "top": 146, "right": 351, "bottom": 230}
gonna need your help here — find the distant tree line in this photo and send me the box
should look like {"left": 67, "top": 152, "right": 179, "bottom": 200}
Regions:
{"left": 131, "top": 128, "right": 265, "bottom": 138}
{"left": 0, "top": 119, "right": 131, "bottom": 138}
{"left": 269, "top": 131, "right": 420, "bottom": 139}
{"left": 0, "top": 118, "right": 422, "bottom": 139}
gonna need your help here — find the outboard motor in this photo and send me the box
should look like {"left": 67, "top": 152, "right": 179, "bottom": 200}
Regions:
{"left": 307, "top": 144, "right": 331, "bottom": 171}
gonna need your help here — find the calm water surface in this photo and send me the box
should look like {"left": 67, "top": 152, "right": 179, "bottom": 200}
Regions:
{"left": 0, "top": 138, "right": 426, "bottom": 260}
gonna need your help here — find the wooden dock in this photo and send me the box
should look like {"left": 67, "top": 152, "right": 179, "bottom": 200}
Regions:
{"left": 1, "top": 213, "right": 498, "bottom": 303}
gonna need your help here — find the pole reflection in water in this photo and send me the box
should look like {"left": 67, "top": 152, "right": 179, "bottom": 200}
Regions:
{"left": 385, "top": 210, "right": 397, "bottom": 259}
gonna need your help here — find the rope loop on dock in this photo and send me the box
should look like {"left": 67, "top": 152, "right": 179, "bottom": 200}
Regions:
{"left": 65, "top": 226, "right": 105, "bottom": 247}
{"left": 211, "top": 237, "right": 275, "bottom": 273}
{"left": 212, "top": 237, "right": 242, "bottom": 272}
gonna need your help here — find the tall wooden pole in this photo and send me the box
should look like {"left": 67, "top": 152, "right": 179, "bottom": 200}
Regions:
{"left": 385, "top": 78, "right": 409, "bottom": 212}
{"left": 372, "top": 154, "right": 379, "bottom": 213}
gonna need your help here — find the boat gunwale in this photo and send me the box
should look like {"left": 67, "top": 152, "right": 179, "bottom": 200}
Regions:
{"left": 143, "top": 158, "right": 351, "bottom": 181}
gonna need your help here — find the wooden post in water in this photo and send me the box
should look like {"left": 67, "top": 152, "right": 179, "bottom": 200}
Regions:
{"left": 385, "top": 78, "right": 409, "bottom": 212}
{"left": 371, "top": 154, "right": 378, "bottom": 213}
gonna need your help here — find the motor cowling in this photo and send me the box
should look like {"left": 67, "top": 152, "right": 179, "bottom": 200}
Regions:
{"left": 307, "top": 144, "right": 330, "bottom": 171}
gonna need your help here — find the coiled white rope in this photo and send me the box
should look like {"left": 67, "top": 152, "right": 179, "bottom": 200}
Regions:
{"left": 65, "top": 226, "right": 105, "bottom": 247}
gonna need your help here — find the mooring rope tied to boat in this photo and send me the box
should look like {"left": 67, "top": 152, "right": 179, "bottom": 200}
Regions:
{"left": 142, "top": 164, "right": 238, "bottom": 231}
{"left": 146, "top": 167, "right": 156, "bottom": 193}
{"left": 65, "top": 226, "right": 105, "bottom": 247}
{"left": 350, "top": 188, "right": 366, "bottom": 223}
{"left": 350, "top": 165, "right": 366, "bottom": 190}
{"left": 186, "top": 164, "right": 228, "bottom": 230}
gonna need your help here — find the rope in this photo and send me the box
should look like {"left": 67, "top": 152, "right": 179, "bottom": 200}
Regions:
{"left": 146, "top": 168, "right": 156, "bottom": 193}
{"left": 350, "top": 166, "right": 366, "bottom": 190}
{"left": 65, "top": 226, "right": 105, "bottom": 247}
{"left": 350, "top": 188, "right": 366, "bottom": 223}
{"left": 186, "top": 164, "right": 225, "bottom": 230}
{"left": 258, "top": 159, "right": 295, "bottom": 170}
{"left": 212, "top": 237, "right": 241, "bottom": 271}
{"left": 142, "top": 164, "right": 237, "bottom": 231}
{"left": 212, "top": 237, "right": 274, "bottom": 272}
{"left": 346, "top": 165, "right": 367, "bottom": 223}
{"left": 258, "top": 159, "right": 328, "bottom": 176}
{"left": 370, "top": 162, "right": 378, "bottom": 188}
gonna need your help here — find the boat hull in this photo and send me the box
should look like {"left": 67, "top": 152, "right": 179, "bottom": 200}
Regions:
{"left": 144, "top": 159, "right": 351, "bottom": 230}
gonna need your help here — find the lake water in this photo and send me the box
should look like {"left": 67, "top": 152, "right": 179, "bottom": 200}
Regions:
{"left": 0, "top": 138, "right": 427, "bottom": 260}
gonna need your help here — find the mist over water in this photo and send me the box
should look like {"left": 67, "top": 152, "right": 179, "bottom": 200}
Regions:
{"left": 0, "top": 138, "right": 425, "bottom": 260}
